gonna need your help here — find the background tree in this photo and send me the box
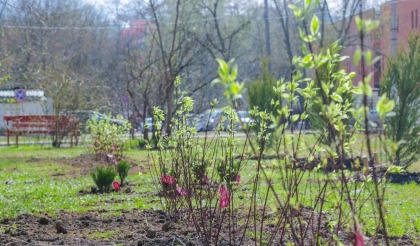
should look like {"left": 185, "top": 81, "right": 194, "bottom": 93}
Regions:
{"left": 381, "top": 35, "right": 420, "bottom": 169}
{"left": 36, "top": 62, "right": 100, "bottom": 147}
{"left": 247, "top": 58, "right": 279, "bottom": 117}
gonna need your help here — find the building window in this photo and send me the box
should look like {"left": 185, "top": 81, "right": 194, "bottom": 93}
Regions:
{"left": 412, "top": 11, "right": 414, "bottom": 29}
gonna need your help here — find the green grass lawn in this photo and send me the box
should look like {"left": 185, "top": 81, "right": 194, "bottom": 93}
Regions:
{"left": 0, "top": 142, "right": 419, "bottom": 241}
{"left": 0, "top": 146, "right": 157, "bottom": 219}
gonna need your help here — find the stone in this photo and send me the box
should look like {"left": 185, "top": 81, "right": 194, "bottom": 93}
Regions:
{"left": 38, "top": 217, "right": 50, "bottom": 225}
{"left": 80, "top": 216, "right": 90, "bottom": 220}
{"left": 146, "top": 228, "right": 157, "bottom": 238}
{"left": 55, "top": 222, "right": 67, "bottom": 234}
{"left": 161, "top": 222, "right": 170, "bottom": 232}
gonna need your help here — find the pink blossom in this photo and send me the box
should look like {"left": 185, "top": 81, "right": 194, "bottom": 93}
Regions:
{"left": 355, "top": 231, "right": 365, "bottom": 246}
{"left": 176, "top": 187, "right": 186, "bottom": 195}
{"left": 113, "top": 144, "right": 117, "bottom": 151}
{"left": 203, "top": 176, "right": 210, "bottom": 183}
{"left": 235, "top": 175, "right": 240, "bottom": 186}
{"left": 107, "top": 154, "right": 113, "bottom": 158}
{"left": 113, "top": 181, "right": 121, "bottom": 191}
{"left": 162, "top": 174, "right": 176, "bottom": 185}
{"left": 114, "top": 159, "right": 118, "bottom": 165}
{"left": 219, "top": 187, "right": 229, "bottom": 209}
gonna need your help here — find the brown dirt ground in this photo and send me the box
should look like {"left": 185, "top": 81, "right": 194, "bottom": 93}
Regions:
{"left": 50, "top": 154, "right": 149, "bottom": 178}
{"left": 1, "top": 207, "right": 417, "bottom": 246}
{"left": 0, "top": 209, "right": 203, "bottom": 246}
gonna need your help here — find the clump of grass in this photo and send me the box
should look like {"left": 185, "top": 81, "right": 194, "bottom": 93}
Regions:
{"left": 116, "top": 159, "right": 131, "bottom": 186}
{"left": 91, "top": 166, "right": 117, "bottom": 192}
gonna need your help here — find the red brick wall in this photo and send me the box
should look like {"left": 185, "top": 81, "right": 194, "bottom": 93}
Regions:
{"left": 340, "top": 9, "right": 379, "bottom": 89}
{"left": 381, "top": 0, "right": 420, "bottom": 73}
{"left": 120, "top": 20, "right": 148, "bottom": 45}
{"left": 340, "top": 0, "right": 420, "bottom": 90}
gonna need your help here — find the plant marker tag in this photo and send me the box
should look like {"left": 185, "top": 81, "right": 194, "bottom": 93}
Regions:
{"left": 219, "top": 187, "right": 229, "bottom": 209}
{"left": 176, "top": 187, "right": 186, "bottom": 195}
{"left": 113, "top": 181, "right": 121, "bottom": 191}
{"left": 235, "top": 175, "right": 240, "bottom": 186}
{"left": 355, "top": 231, "right": 365, "bottom": 246}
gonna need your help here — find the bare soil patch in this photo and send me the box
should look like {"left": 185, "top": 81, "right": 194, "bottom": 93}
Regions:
{"left": 0, "top": 207, "right": 416, "bottom": 245}
{"left": 53, "top": 154, "right": 148, "bottom": 177}
{"left": 0, "top": 209, "right": 203, "bottom": 246}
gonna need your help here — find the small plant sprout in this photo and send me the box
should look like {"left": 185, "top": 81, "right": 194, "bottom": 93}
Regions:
{"left": 116, "top": 159, "right": 131, "bottom": 186}
{"left": 91, "top": 166, "right": 117, "bottom": 192}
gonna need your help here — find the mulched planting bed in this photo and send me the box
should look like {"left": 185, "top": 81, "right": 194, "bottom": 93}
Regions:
{"left": 387, "top": 172, "right": 420, "bottom": 184}
{"left": 53, "top": 154, "right": 148, "bottom": 177}
{"left": 1, "top": 207, "right": 417, "bottom": 245}
{"left": 0, "top": 209, "right": 203, "bottom": 246}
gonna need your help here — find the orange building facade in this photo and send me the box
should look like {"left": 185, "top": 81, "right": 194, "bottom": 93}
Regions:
{"left": 120, "top": 20, "right": 149, "bottom": 46}
{"left": 341, "top": 0, "right": 420, "bottom": 91}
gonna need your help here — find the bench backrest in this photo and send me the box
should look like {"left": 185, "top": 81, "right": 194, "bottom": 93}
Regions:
{"left": 3, "top": 115, "right": 80, "bottom": 131}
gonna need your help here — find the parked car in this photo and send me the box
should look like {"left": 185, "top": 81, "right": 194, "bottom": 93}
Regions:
{"left": 201, "top": 110, "right": 220, "bottom": 131}
{"left": 195, "top": 114, "right": 205, "bottom": 132}
{"left": 206, "top": 109, "right": 225, "bottom": 130}
{"left": 145, "top": 117, "right": 153, "bottom": 132}
{"left": 185, "top": 114, "right": 204, "bottom": 132}
{"left": 60, "top": 110, "right": 125, "bottom": 132}
{"left": 222, "top": 110, "right": 252, "bottom": 131}
{"left": 237, "top": 111, "right": 252, "bottom": 127}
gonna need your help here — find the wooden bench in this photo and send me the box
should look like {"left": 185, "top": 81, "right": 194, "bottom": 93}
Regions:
{"left": 3, "top": 115, "right": 80, "bottom": 147}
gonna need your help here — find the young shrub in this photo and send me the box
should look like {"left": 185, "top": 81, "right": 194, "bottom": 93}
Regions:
{"left": 216, "top": 159, "right": 240, "bottom": 188}
{"left": 124, "top": 140, "right": 139, "bottom": 149}
{"left": 91, "top": 166, "right": 117, "bottom": 192}
{"left": 192, "top": 160, "right": 210, "bottom": 184}
{"left": 116, "top": 159, "right": 131, "bottom": 186}
{"left": 247, "top": 58, "right": 280, "bottom": 134}
{"left": 381, "top": 35, "right": 420, "bottom": 169}
{"left": 138, "top": 139, "right": 146, "bottom": 148}
{"left": 86, "top": 112, "right": 131, "bottom": 164}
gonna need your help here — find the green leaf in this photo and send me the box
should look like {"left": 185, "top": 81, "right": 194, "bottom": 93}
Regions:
{"left": 387, "top": 165, "right": 405, "bottom": 174}
{"left": 231, "top": 65, "right": 238, "bottom": 79}
{"left": 291, "top": 114, "right": 300, "bottom": 122}
{"left": 308, "top": 156, "right": 314, "bottom": 163}
{"left": 216, "top": 58, "right": 228, "bottom": 77}
{"left": 310, "top": 15, "right": 319, "bottom": 35}
{"left": 352, "top": 88, "right": 362, "bottom": 94}
{"left": 302, "top": 43, "right": 308, "bottom": 55}
{"left": 337, "top": 86, "right": 347, "bottom": 94}
{"left": 354, "top": 49, "right": 361, "bottom": 68}
{"left": 331, "top": 94, "right": 343, "bottom": 102}
{"left": 355, "top": 16, "right": 362, "bottom": 32}
{"left": 366, "top": 50, "right": 372, "bottom": 66}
